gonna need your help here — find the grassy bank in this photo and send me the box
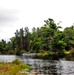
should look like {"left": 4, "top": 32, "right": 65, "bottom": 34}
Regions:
{"left": 37, "top": 49, "right": 74, "bottom": 60}
{"left": 0, "top": 59, "right": 32, "bottom": 75}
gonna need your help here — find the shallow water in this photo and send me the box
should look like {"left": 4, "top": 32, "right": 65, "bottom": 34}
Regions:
{"left": 0, "top": 55, "right": 74, "bottom": 75}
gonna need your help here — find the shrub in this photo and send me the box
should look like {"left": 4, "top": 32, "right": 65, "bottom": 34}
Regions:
{"left": 19, "top": 64, "right": 32, "bottom": 70}
{"left": 12, "top": 59, "right": 22, "bottom": 65}
{"left": 20, "top": 50, "right": 26, "bottom": 55}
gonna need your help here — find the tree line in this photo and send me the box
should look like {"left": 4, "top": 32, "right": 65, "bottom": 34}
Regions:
{"left": 0, "top": 18, "right": 74, "bottom": 59}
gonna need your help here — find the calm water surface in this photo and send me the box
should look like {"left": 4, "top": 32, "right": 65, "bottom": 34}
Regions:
{"left": 0, "top": 55, "right": 74, "bottom": 75}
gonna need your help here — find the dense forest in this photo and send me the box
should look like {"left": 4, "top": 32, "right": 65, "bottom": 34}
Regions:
{"left": 0, "top": 18, "right": 74, "bottom": 59}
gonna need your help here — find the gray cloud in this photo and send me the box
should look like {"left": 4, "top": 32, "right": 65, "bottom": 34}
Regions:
{"left": 0, "top": 8, "right": 18, "bottom": 27}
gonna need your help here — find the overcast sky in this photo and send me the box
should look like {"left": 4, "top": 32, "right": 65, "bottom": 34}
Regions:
{"left": 0, "top": 0, "right": 74, "bottom": 41}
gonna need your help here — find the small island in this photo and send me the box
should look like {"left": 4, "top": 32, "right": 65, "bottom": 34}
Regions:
{"left": 0, "top": 18, "right": 74, "bottom": 60}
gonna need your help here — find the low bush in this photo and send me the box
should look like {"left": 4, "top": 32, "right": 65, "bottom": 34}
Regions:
{"left": 12, "top": 59, "right": 22, "bottom": 65}
{"left": 0, "top": 59, "right": 32, "bottom": 75}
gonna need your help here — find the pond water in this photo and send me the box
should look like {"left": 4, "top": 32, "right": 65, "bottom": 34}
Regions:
{"left": 0, "top": 55, "right": 74, "bottom": 75}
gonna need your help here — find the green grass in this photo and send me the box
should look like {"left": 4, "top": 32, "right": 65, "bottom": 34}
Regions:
{"left": 0, "top": 59, "right": 32, "bottom": 75}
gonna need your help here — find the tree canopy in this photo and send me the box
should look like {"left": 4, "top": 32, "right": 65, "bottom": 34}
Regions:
{"left": 0, "top": 18, "right": 74, "bottom": 59}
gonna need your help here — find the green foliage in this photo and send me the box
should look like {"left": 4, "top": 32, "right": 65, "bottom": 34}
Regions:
{"left": 20, "top": 50, "right": 26, "bottom": 55}
{"left": 9, "top": 65, "right": 20, "bottom": 74}
{"left": 63, "top": 26, "right": 74, "bottom": 50}
{"left": 12, "top": 59, "right": 22, "bottom": 65}
{"left": 19, "top": 64, "right": 32, "bottom": 70}
{"left": 38, "top": 50, "right": 52, "bottom": 59}
{"left": 1, "top": 18, "right": 74, "bottom": 59}
{"left": 0, "top": 60, "right": 31, "bottom": 75}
